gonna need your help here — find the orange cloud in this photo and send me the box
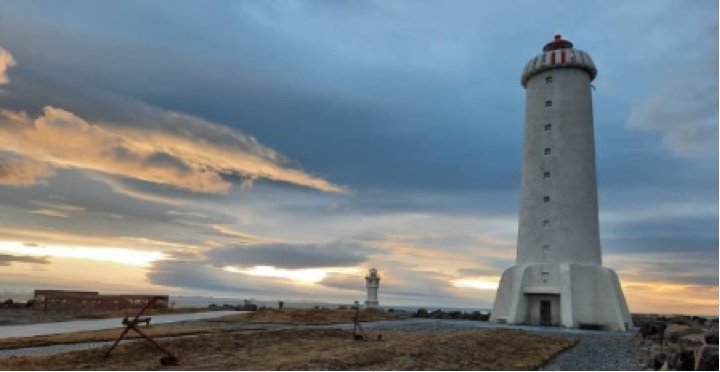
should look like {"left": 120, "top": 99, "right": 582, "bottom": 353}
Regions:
{"left": 0, "top": 106, "right": 346, "bottom": 194}
{"left": 0, "top": 46, "right": 15, "bottom": 85}
{"left": 0, "top": 155, "right": 52, "bottom": 186}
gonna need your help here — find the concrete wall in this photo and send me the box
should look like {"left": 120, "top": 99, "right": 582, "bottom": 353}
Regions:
{"left": 517, "top": 67, "right": 602, "bottom": 266}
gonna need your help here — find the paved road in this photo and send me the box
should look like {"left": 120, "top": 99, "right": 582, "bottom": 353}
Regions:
{"left": 0, "top": 311, "right": 240, "bottom": 339}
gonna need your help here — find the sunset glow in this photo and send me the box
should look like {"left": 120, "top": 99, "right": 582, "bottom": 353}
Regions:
{"left": 0, "top": 241, "right": 166, "bottom": 267}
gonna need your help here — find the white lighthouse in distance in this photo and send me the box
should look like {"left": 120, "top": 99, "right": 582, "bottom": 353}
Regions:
{"left": 365, "top": 268, "right": 380, "bottom": 309}
{"left": 490, "top": 35, "right": 632, "bottom": 331}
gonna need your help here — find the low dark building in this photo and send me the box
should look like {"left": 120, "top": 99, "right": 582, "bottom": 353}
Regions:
{"left": 33, "top": 290, "right": 169, "bottom": 312}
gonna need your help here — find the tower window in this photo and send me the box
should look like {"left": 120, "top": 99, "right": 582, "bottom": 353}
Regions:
{"left": 543, "top": 171, "right": 551, "bottom": 179}
{"left": 545, "top": 76, "right": 553, "bottom": 83}
{"left": 544, "top": 124, "right": 552, "bottom": 132}
{"left": 541, "top": 271, "right": 549, "bottom": 283}
{"left": 543, "top": 196, "right": 550, "bottom": 203}
{"left": 544, "top": 148, "right": 551, "bottom": 155}
{"left": 545, "top": 100, "right": 552, "bottom": 107}
{"left": 542, "top": 220, "right": 550, "bottom": 227}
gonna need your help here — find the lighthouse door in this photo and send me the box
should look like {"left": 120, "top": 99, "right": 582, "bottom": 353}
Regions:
{"left": 540, "top": 300, "right": 552, "bottom": 326}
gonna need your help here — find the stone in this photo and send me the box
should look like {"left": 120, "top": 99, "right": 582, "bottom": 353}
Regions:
{"left": 664, "top": 324, "right": 704, "bottom": 347}
{"left": 414, "top": 308, "right": 429, "bottom": 318}
{"left": 679, "top": 333, "right": 706, "bottom": 351}
{"left": 449, "top": 311, "right": 462, "bottom": 319}
{"left": 705, "top": 329, "right": 719, "bottom": 345}
{"left": 695, "top": 345, "right": 718, "bottom": 371}
{"left": 642, "top": 344, "right": 666, "bottom": 370}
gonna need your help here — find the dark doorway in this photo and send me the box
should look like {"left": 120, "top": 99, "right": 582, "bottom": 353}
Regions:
{"left": 540, "top": 300, "right": 552, "bottom": 326}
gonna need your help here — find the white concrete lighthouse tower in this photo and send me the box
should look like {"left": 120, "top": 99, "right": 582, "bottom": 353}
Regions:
{"left": 490, "top": 36, "right": 632, "bottom": 331}
{"left": 365, "top": 268, "right": 380, "bottom": 309}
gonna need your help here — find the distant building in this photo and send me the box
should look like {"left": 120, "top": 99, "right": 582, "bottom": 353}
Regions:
{"left": 490, "top": 36, "right": 632, "bottom": 331}
{"left": 33, "top": 290, "right": 169, "bottom": 312}
{"left": 364, "top": 268, "right": 380, "bottom": 309}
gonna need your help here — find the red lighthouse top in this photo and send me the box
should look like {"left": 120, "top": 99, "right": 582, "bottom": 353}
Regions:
{"left": 543, "top": 34, "right": 573, "bottom": 52}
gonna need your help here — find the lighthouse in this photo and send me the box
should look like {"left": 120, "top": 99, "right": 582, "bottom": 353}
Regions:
{"left": 490, "top": 36, "right": 632, "bottom": 331}
{"left": 365, "top": 268, "right": 380, "bottom": 309}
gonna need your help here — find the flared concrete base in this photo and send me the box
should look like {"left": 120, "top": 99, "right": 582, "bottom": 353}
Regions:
{"left": 490, "top": 263, "right": 632, "bottom": 331}
{"left": 364, "top": 300, "right": 379, "bottom": 309}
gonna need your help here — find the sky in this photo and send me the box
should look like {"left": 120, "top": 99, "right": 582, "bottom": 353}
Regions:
{"left": 0, "top": 0, "right": 717, "bottom": 315}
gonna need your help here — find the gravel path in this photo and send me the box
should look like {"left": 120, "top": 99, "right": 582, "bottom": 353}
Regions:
{"left": 539, "top": 334, "right": 645, "bottom": 371}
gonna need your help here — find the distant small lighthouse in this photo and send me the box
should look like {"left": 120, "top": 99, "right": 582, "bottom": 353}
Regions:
{"left": 364, "top": 268, "right": 380, "bottom": 309}
{"left": 490, "top": 35, "right": 632, "bottom": 331}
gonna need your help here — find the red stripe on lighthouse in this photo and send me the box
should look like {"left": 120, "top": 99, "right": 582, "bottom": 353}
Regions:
{"left": 561, "top": 51, "right": 565, "bottom": 64}
{"left": 551, "top": 52, "right": 556, "bottom": 65}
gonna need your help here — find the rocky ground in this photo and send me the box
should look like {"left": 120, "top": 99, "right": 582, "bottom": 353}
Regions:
{"left": 636, "top": 315, "right": 718, "bottom": 370}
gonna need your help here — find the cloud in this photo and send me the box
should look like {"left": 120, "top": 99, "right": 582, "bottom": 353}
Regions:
{"left": 206, "top": 241, "right": 376, "bottom": 269}
{"left": 627, "top": 33, "right": 718, "bottom": 157}
{"left": 0, "top": 46, "right": 15, "bottom": 85}
{"left": 0, "top": 105, "right": 346, "bottom": 194}
{"left": 0, "top": 254, "right": 49, "bottom": 266}
{"left": 0, "top": 153, "right": 52, "bottom": 186}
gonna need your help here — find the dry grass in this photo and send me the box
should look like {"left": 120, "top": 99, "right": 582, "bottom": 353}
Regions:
{"left": 0, "top": 328, "right": 576, "bottom": 370}
{"left": 209, "top": 308, "right": 402, "bottom": 324}
{"left": 0, "top": 324, "right": 231, "bottom": 350}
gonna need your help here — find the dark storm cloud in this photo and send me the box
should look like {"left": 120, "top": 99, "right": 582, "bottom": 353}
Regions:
{"left": 0, "top": 254, "right": 49, "bottom": 266}
{"left": 147, "top": 260, "right": 274, "bottom": 294}
{"left": 206, "top": 241, "right": 377, "bottom": 269}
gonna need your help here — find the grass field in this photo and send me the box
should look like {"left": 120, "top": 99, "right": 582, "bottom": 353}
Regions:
{"left": 0, "top": 328, "right": 576, "bottom": 370}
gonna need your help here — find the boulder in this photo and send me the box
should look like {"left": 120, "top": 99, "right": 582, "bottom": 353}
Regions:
{"left": 414, "top": 308, "right": 429, "bottom": 318}
{"left": 667, "top": 316, "right": 696, "bottom": 326}
{"left": 643, "top": 344, "right": 666, "bottom": 370}
{"left": 449, "top": 311, "right": 462, "bottom": 319}
{"left": 709, "top": 319, "right": 719, "bottom": 327}
{"left": 705, "top": 329, "right": 719, "bottom": 345}
{"left": 695, "top": 345, "right": 718, "bottom": 371}
{"left": 679, "top": 333, "right": 706, "bottom": 351}
{"left": 664, "top": 324, "right": 704, "bottom": 348}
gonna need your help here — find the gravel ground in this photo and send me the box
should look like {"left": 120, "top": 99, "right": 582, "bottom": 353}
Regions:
{"left": 538, "top": 334, "right": 645, "bottom": 371}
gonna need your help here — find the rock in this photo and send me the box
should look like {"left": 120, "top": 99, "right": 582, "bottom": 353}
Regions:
{"left": 448, "top": 311, "right": 462, "bottom": 319}
{"left": 695, "top": 345, "right": 718, "bottom": 371}
{"left": 705, "top": 329, "right": 719, "bottom": 345}
{"left": 679, "top": 333, "right": 706, "bottom": 351}
{"left": 664, "top": 324, "right": 704, "bottom": 348}
{"left": 643, "top": 344, "right": 666, "bottom": 370}
{"left": 667, "top": 316, "right": 696, "bottom": 327}
{"left": 709, "top": 319, "right": 719, "bottom": 327}
{"left": 641, "top": 322, "right": 666, "bottom": 341}
{"left": 414, "top": 308, "right": 429, "bottom": 318}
